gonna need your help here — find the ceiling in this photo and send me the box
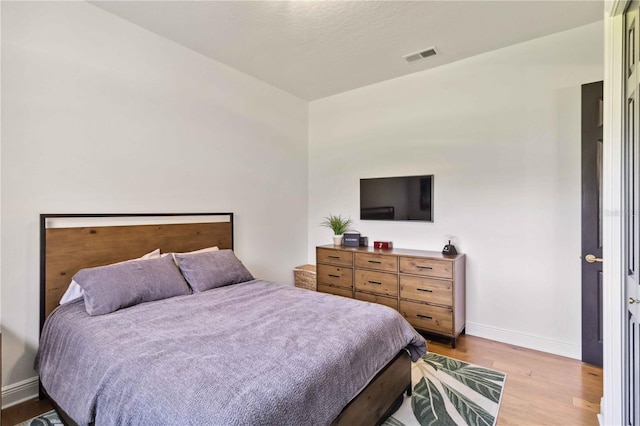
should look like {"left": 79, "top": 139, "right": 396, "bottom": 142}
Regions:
{"left": 90, "top": 1, "right": 604, "bottom": 101}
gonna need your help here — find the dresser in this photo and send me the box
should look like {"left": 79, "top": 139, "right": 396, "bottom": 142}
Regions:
{"left": 316, "top": 245, "right": 466, "bottom": 347}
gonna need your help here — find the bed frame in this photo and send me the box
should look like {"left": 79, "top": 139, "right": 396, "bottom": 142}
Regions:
{"left": 39, "top": 213, "right": 411, "bottom": 426}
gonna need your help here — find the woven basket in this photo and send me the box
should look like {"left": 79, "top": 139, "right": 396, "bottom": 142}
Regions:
{"left": 293, "top": 264, "right": 317, "bottom": 291}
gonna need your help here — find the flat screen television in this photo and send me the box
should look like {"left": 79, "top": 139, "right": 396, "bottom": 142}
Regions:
{"left": 360, "top": 175, "right": 433, "bottom": 222}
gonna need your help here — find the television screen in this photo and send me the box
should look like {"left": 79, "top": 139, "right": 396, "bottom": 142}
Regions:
{"left": 360, "top": 175, "right": 433, "bottom": 222}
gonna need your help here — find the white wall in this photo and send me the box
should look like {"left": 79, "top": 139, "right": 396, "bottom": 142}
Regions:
{"left": 1, "top": 1, "right": 308, "bottom": 406}
{"left": 308, "top": 22, "right": 603, "bottom": 358}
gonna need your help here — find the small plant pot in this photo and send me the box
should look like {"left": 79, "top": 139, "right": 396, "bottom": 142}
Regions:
{"left": 332, "top": 235, "right": 343, "bottom": 246}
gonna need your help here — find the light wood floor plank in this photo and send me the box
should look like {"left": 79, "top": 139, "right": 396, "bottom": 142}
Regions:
{"left": 1, "top": 398, "right": 53, "bottom": 426}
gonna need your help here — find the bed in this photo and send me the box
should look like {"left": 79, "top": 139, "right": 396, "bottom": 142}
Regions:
{"left": 36, "top": 213, "right": 426, "bottom": 426}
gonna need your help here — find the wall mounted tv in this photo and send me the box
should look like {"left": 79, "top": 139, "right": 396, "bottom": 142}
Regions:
{"left": 360, "top": 175, "right": 433, "bottom": 222}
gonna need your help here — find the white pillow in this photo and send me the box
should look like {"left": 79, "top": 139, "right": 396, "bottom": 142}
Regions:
{"left": 59, "top": 248, "right": 161, "bottom": 304}
{"left": 161, "top": 246, "right": 220, "bottom": 264}
{"left": 59, "top": 280, "right": 84, "bottom": 304}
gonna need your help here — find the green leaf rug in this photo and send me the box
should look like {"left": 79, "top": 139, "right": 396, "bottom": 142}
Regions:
{"left": 385, "top": 352, "right": 507, "bottom": 426}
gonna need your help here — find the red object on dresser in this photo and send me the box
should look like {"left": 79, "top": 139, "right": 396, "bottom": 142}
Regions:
{"left": 373, "top": 241, "right": 393, "bottom": 249}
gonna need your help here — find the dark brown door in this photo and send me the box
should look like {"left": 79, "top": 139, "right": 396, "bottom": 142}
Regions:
{"left": 582, "top": 80, "right": 604, "bottom": 367}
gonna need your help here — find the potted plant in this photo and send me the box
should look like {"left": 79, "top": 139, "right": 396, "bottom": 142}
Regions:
{"left": 321, "top": 214, "right": 353, "bottom": 246}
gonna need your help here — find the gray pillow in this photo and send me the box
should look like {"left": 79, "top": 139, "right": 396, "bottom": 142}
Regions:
{"left": 174, "top": 249, "right": 254, "bottom": 292}
{"left": 74, "top": 255, "right": 191, "bottom": 316}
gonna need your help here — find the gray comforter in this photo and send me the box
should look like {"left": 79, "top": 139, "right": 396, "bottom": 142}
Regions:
{"left": 36, "top": 280, "right": 426, "bottom": 426}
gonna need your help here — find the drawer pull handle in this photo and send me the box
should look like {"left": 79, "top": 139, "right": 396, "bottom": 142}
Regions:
{"left": 417, "top": 314, "right": 433, "bottom": 320}
{"left": 368, "top": 280, "right": 382, "bottom": 285}
{"left": 368, "top": 260, "right": 382, "bottom": 264}
{"left": 328, "top": 256, "right": 340, "bottom": 259}
{"left": 417, "top": 288, "right": 433, "bottom": 293}
{"left": 417, "top": 265, "right": 433, "bottom": 270}
{"left": 328, "top": 274, "right": 340, "bottom": 278}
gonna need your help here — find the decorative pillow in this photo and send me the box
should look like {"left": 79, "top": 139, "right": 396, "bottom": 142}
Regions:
{"left": 174, "top": 249, "right": 254, "bottom": 293}
{"left": 73, "top": 255, "right": 191, "bottom": 316}
{"left": 59, "top": 249, "right": 161, "bottom": 304}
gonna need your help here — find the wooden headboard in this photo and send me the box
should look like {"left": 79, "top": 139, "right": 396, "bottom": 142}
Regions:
{"left": 40, "top": 213, "right": 234, "bottom": 330}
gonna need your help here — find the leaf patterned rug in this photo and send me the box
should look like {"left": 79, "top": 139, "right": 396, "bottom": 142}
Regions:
{"left": 384, "top": 352, "right": 507, "bottom": 426}
{"left": 15, "top": 410, "right": 62, "bottom": 426}
{"left": 19, "top": 353, "right": 506, "bottom": 426}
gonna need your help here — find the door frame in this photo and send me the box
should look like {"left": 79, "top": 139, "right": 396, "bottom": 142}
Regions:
{"left": 603, "top": 1, "right": 629, "bottom": 424}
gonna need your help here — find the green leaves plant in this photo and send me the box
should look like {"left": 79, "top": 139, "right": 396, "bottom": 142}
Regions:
{"left": 320, "top": 214, "right": 353, "bottom": 235}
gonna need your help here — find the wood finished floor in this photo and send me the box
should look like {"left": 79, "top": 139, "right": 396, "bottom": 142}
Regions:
{"left": 0, "top": 335, "right": 602, "bottom": 426}
{"left": 427, "top": 334, "right": 603, "bottom": 426}
{"left": 1, "top": 397, "right": 52, "bottom": 426}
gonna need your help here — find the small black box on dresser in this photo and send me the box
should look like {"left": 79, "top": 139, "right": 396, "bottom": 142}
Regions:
{"left": 343, "top": 232, "right": 361, "bottom": 247}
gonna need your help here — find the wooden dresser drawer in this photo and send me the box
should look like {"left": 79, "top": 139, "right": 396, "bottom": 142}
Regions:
{"left": 355, "top": 291, "right": 398, "bottom": 310}
{"left": 317, "top": 264, "right": 353, "bottom": 289}
{"left": 318, "top": 284, "right": 353, "bottom": 298}
{"left": 400, "top": 276, "right": 452, "bottom": 306}
{"left": 399, "top": 256, "right": 452, "bottom": 279}
{"left": 317, "top": 248, "right": 353, "bottom": 267}
{"left": 399, "top": 300, "right": 453, "bottom": 335}
{"left": 355, "top": 253, "right": 398, "bottom": 273}
{"left": 355, "top": 270, "right": 398, "bottom": 297}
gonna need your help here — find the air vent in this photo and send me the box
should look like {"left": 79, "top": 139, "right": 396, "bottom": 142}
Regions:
{"left": 403, "top": 47, "right": 438, "bottom": 64}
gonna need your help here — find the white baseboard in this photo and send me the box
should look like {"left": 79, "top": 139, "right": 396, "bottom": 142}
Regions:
{"left": 597, "top": 397, "right": 604, "bottom": 425}
{"left": 465, "top": 321, "right": 581, "bottom": 360}
{"left": 1, "top": 376, "right": 40, "bottom": 409}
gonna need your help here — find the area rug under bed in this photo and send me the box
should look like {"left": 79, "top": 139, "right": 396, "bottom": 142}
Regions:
{"left": 19, "top": 353, "right": 506, "bottom": 426}
{"left": 15, "top": 409, "right": 62, "bottom": 426}
{"left": 385, "top": 352, "right": 507, "bottom": 426}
